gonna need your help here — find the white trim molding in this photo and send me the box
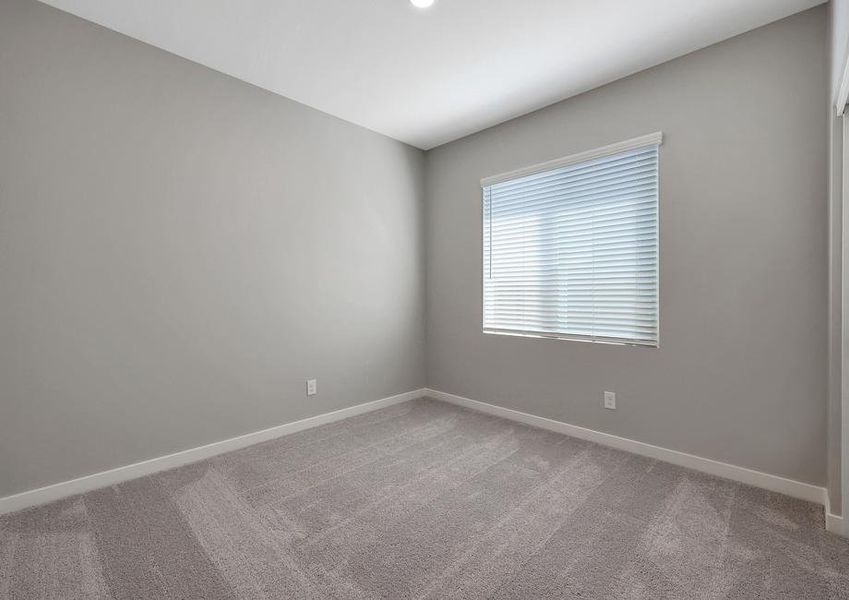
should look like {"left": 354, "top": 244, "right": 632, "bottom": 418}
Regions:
{"left": 825, "top": 493, "right": 848, "bottom": 537}
{"left": 5, "top": 386, "right": 841, "bottom": 537}
{"left": 426, "top": 388, "right": 826, "bottom": 506}
{"left": 0, "top": 389, "right": 427, "bottom": 516}
{"left": 480, "top": 131, "right": 663, "bottom": 187}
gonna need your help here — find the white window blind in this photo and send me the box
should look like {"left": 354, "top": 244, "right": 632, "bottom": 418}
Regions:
{"left": 482, "top": 133, "right": 661, "bottom": 347}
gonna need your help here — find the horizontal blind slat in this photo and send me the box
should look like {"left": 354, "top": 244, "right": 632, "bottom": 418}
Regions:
{"left": 483, "top": 141, "right": 659, "bottom": 345}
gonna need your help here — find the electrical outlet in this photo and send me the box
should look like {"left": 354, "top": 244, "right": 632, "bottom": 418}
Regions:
{"left": 306, "top": 379, "right": 317, "bottom": 396}
{"left": 603, "top": 391, "right": 616, "bottom": 410}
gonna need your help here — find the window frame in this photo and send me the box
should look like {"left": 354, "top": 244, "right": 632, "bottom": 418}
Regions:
{"left": 480, "top": 132, "right": 663, "bottom": 348}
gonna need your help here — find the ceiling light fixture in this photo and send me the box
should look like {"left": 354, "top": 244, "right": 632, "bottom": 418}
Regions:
{"left": 410, "top": 0, "right": 435, "bottom": 8}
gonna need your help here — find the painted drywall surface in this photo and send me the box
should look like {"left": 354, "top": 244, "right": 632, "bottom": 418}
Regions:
{"left": 830, "top": 0, "right": 848, "bottom": 516}
{"left": 829, "top": 109, "right": 843, "bottom": 514}
{"left": 832, "top": 0, "right": 849, "bottom": 102}
{"left": 425, "top": 7, "right": 828, "bottom": 485}
{"left": 0, "top": 0, "right": 425, "bottom": 497}
{"left": 842, "top": 113, "right": 849, "bottom": 522}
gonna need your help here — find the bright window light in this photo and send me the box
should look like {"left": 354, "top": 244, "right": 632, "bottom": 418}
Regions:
{"left": 482, "top": 134, "right": 663, "bottom": 347}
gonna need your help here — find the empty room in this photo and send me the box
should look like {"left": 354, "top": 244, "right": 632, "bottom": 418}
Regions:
{"left": 2, "top": 0, "right": 849, "bottom": 597}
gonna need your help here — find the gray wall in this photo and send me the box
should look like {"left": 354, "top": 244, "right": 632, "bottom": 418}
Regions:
{"left": 832, "top": 0, "right": 849, "bottom": 95}
{"left": 842, "top": 115, "right": 849, "bottom": 522}
{"left": 829, "top": 107, "right": 843, "bottom": 513}
{"left": 0, "top": 0, "right": 425, "bottom": 498}
{"left": 0, "top": 0, "right": 831, "bottom": 499}
{"left": 425, "top": 7, "right": 829, "bottom": 485}
{"left": 829, "top": 0, "right": 846, "bottom": 516}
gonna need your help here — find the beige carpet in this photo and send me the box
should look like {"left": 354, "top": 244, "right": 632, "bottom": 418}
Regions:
{"left": 1, "top": 397, "right": 848, "bottom": 599}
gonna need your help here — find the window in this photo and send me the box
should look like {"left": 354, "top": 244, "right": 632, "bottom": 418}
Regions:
{"left": 482, "top": 133, "right": 661, "bottom": 347}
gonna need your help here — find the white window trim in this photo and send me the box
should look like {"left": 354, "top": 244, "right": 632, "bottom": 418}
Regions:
{"left": 480, "top": 132, "right": 663, "bottom": 348}
{"left": 480, "top": 132, "right": 663, "bottom": 188}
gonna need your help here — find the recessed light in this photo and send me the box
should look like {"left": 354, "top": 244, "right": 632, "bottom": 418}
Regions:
{"left": 410, "top": 0, "right": 435, "bottom": 8}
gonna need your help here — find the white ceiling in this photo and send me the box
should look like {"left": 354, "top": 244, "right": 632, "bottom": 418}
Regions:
{"left": 39, "top": 0, "right": 825, "bottom": 149}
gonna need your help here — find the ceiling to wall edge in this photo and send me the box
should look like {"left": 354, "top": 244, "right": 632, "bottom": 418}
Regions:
{"left": 33, "top": 0, "right": 827, "bottom": 151}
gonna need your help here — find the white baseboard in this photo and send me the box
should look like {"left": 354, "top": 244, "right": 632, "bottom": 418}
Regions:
{"left": 825, "top": 494, "right": 848, "bottom": 537}
{"left": 425, "top": 388, "right": 826, "bottom": 506}
{"left": 3, "top": 386, "right": 838, "bottom": 533}
{"left": 0, "top": 388, "right": 427, "bottom": 516}
{"left": 826, "top": 513, "right": 846, "bottom": 537}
